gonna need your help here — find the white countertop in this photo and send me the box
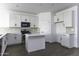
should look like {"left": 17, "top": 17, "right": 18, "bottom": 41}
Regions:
{"left": 0, "top": 33, "right": 7, "bottom": 39}
{"left": 0, "top": 32, "right": 21, "bottom": 39}
{"left": 25, "top": 33, "right": 45, "bottom": 37}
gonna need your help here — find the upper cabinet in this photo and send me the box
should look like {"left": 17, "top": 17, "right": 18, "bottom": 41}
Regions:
{"left": 0, "top": 9, "right": 9, "bottom": 27}
{"left": 9, "top": 13, "right": 21, "bottom": 27}
{"left": 0, "top": 9, "right": 37, "bottom": 28}
{"left": 54, "top": 10, "right": 73, "bottom": 27}
{"left": 54, "top": 13, "right": 64, "bottom": 23}
{"left": 20, "top": 15, "right": 31, "bottom": 22}
{"left": 30, "top": 16, "right": 38, "bottom": 27}
{"left": 63, "top": 11, "right": 73, "bottom": 27}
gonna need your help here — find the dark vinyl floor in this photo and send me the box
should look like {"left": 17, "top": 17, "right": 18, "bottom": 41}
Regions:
{"left": 4, "top": 42, "right": 79, "bottom": 56}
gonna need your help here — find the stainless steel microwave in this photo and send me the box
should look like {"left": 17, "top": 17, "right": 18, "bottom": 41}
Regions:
{"left": 21, "top": 22, "right": 30, "bottom": 27}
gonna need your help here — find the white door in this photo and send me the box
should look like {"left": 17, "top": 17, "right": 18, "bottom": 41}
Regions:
{"left": 64, "top": 11, "right": 73, "bottom": 27}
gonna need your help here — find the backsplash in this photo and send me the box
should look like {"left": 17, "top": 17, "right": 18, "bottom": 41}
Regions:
{"left": 66, "top": 27, "right": 74, "bottom": 34}
{"left": 0, "top": 27, "right": 21, "bottom": 34}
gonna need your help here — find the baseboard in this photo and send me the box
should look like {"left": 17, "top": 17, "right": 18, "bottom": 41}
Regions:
{"left": 7, "top": 43, "right": 22, "bottom": 47}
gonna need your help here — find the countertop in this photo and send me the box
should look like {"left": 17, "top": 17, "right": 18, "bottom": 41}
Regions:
{"left": 0, "top": 33, "right": 7, "bottom": 39}
{"left": 25, "top": 33, "right": 45, "bottom": 37}
{"left": 0, "top": 32, "right": 21, "bottom": 39}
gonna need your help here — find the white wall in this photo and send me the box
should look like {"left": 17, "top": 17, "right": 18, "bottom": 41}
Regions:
{"left": 77, "top": 6, "right": 79, "bottom": 47}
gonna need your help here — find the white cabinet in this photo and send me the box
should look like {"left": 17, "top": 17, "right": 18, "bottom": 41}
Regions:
{"left": 30, "top": 16, "right": 38, "bottom": 27}
{"left": 20, "top": 15, "right": 30, "bottom": 22}
{"left": 38, "top": 12, "right": 51, "bottom": 34}
{"left": 25, "top": 34, "right": 45, "bottom": 53}
{"left": 9, "top": 13, "right": 21, "bottom": 27}
{"left": 0, "top": 9, "right": 9, "bottom": 27}
{"left": 7, "top": 33, "right": 22, "bottom": 45}
{"left": 61, "top": 34, "right": 70, "bottom": 47}
{"left": 61, "top": 34, "right": 74, "bottom": 48}
{"left": 63, "top": 11, "right": 73, "bottom": 27}
{"left": 54, "top": 10, "right": 73, "bottom": 27}
{"left": 14, "top": 34, "right": 22, "bottom": 44}
{"left": 54, "top": 13, "right": 64, "bottom": 23}
{"left": 56, "top": 23, "right": 66, "bottom": 34}
{"left": 54, "top": 16, "right": 57, "bottom": 22}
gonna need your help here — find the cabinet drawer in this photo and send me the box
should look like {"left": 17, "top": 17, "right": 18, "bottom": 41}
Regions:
{"left": 7, "top": 34, "right": 16, "bottom": 45}
{"left": 14, "top": 34, "right": 22, "bottom": 43}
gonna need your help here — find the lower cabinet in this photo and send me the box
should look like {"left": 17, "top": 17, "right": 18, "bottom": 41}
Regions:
{"left": 7, "top": 33, "right": 22, "bottom": 45}
{"left": 61, "top": 34, "right": 70, "bottom": 47}
{"left": 61, "top": 34, "right": 74, "bottom": 48}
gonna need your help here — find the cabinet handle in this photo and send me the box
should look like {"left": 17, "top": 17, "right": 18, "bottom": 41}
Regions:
{"left": 6, "top": 37, "right": 8, "bottom": 40}
{"left": 60, "top": 37, "right": 62, "bottom": 41}
{"left": 25, "top": 19, "right": 27, "bottom": 21}
{"left": 63, "top": 23, "right": 65, "bottom": 26}
{"left": 15, "top": 24, "right": 17, "bottom": 26}
{"left": 14, "top": 37, "right": 17, "bottom": 39}
{"left": 4, "top": 40, "right": 6, "bottom": 45}
{"left": 57, "top": 18, "right": 59, "bottom": 21}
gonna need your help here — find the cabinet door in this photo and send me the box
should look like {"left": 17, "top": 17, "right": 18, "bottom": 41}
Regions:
{"left": 15, "top": 15, "right": 21, "bottom": 27}
{"left": 56, "top": 13, "right": 64, "bottom": 22}
{"left": 30, "top": 16, "right": 38, "bottom": 27}
{"left": 56, "top": 23, "right": 66, "bottom": 34}
{"left": 7, "top": 34, "right": 16, "bottom": 45}
{"left": 20, "top": 15, "right": 30, "bottom": 22}
{"left": 61, "top": 35, "right": 70, "bottom": 48}
{"left": 14, "top": 34, "right": 22, "bottom": 44}
{"left": 64, "top": 11, "right": 73, "bottom": 27}
{"left": 9, "top": 14, "right": 15, "bottom": 27}
{"left": 10, "top": 14, "right": 21, "bottom": 27}
{"left": 54, "top": 16, "right": 57, "bottom": 22}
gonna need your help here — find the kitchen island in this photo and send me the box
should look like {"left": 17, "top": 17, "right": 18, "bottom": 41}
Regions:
{"left": 25, "top": 33, "right": 45, "bottom": 53}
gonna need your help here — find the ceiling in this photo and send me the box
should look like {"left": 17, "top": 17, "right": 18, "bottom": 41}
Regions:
{"left": 0, "top": 3, "right": 78, "bottom": 14}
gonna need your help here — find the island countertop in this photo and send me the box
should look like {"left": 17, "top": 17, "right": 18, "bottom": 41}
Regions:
{"left": 25, "top": 33, "right": 45, "bottom": 53}
{"left": 25, "top": 33, "right": 45, "bottom": 37}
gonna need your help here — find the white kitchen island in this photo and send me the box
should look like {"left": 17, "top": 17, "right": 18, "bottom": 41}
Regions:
{"left": 25, "top": 33, "right": 45, "bottom": 53}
